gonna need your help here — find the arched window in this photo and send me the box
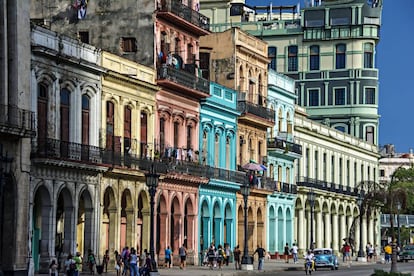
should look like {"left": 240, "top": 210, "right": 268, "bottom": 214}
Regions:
{"left": 140, "top": 112, "right": 148, "bottom": 158}
{"left": 124, "top": 106, "right": 132, "bottom": 153}
{"left": 81, "top": 94, "right": 90, "bottom": 145}
{"left": 214, "top": 133, "right": 219, "bottom": 166}
{"left": 60, "top": 88, "right": 70, "bottom": 142}
{"left": 37, "top": 83, "right": 48, "bottom": 141}
{"left": 106, "top": 101, "right": 115, "bottom": 150}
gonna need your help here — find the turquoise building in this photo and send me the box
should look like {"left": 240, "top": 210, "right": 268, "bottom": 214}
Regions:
{"left": 266, "top": 70, "right": 301, "bottom": 254}
{"left": 198, "top": 83, "right": 242, "bottom": 253}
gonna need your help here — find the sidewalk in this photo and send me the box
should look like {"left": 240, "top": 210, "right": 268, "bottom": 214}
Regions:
{"left": 78, "top": 258, "right": 375, "bottom": 276}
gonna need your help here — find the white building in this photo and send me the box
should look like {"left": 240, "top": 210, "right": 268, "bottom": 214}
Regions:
{"left": 293, "top": 106, "right": 380, "bottom": 256}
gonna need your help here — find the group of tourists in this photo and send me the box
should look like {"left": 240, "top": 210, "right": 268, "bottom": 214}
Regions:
{"left": 50, "top": 250, "right": 96, "bottom": 276}
{"left": 200, "top": 243, "right": 267, "bottom": 271}
{"left": 114, "top": 247, "right": 153, "bottom": 276}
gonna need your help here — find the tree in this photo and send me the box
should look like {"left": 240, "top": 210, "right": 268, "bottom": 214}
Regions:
{"left": 364, "top": 167, "right": 414, "bottom": 273}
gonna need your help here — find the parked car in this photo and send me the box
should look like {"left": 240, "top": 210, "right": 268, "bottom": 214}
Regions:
{"left": 313, "top": 248, "right": 339, "bottom": 270}
{"left": 399, "top": 244, "right": 414, "bottom": 262}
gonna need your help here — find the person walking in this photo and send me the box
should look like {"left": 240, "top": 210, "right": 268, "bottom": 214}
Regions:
{"left": 73, "top": 252, "right": 82, "bottom": 276}
{"left": 284, "top": 243, "right": 290, "bottom": 263}
{"left": 179, "top": 243, "right": 187, "bottom": 269}
{"left": 114, "top": 250, "right": 122, "bottom": 276}
{"left": 233, "top": 245, "right": 241, "bottom": 270}
{"left": 224, "top": 243, "right": 231, "bottom": 266}
{"left": 291, "top": 243, "right": 299, "bottom": 263}
{"left": 49, "top": 259, "right": 58, "bottom": 276}
{"left": 217, "top": 244, "right": 225, "bottom": 270}
{"left": 64, "top": 254, "right": 76, "bottom": 276}
{"left": 207, "top": 244, "right": 215, "bottom": 269}
{"left": 87, "top": 250, "right": 96, "bottom": 275}
{"left": 103, "top": 249, "right": 110, "bottom": 273}
{"left": 254, "top": 245, "right": 266, "bottom": 271}
{"left": 129, "top": 248, "right": 139, "bottom": 276}
{"left": 164, "top": 246, "right": 172, "bottom": 268}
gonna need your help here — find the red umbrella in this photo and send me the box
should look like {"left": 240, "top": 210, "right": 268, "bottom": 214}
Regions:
{"left": 242, "top": 162, "right": 265, "bottom": 171}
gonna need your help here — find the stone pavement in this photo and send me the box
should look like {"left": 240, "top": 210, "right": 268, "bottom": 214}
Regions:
{"left": 75, "top": 258, "right": 379, "bottom": 276}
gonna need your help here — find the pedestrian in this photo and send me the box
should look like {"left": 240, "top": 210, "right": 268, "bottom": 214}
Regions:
{"left": 284, "top": 243, "right": 290, "bottom": 263}
{"left": 114, "top": 250, "right": 122, "bottom": 276}
{"left": 233, "top": 245, "right": 241, "bottom": 270}
{"left": 254, "top": 245, "right": 266, "bottom": 271}
{"left": 207, "top": 244, "right": 215, "bottom": 269}
{"left": 217, "top": 244, "right": 224, "bottom": 270}
{"left": 103, "top": 249, "right": 110, "bottom": 272}
{"left": 49, "top": 259, "right": 58, "bottom": 276}
{"left": 121, "top": 246, "right": 130, "bottom": 275}
{"left": 65, "top": 254, "right": 76, "bottom": 276}
{"left": 224, "top": 243, "right": 231, "bottom": 266}
{"left": 291, "top": 243, "right": 299, "bottom": 263}
{"left": 164, "top": 245, "right": 172, "bottom": 268}
{"left": 87, "top": 249, "right": 96, "bottom": 275}
{"left": 129, "top": 248, "right": 139, "bottom": 276}
{"left": 179, "top": 243, "right": 187, "bottom": 269}
{"left": 73, "top": 252, "right": 82, "bottom": 276}
{"left": 384, "top": 243, "right": 392, "bottom": 263}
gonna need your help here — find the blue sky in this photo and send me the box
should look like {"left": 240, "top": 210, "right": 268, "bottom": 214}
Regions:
{"left": 246, "top": 0, "right": 414, "bottom": 153}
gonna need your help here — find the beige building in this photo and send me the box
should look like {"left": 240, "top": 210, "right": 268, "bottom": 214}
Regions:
{"left": 294, "top": 106, "right": 380, "bottom": 255}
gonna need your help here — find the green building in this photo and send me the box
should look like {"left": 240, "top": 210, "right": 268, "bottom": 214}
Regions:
{"left": 202, "top": 0, "right": 382, "bottom": 145}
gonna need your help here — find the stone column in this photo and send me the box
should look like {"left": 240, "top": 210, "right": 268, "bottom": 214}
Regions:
{"left": 324, "top": 212, "right": 331, "bottom": 248}
{"left": 298, "top": 208, "right": 305, "bottom": 253}
{"left": 316, "top": 210, "right": 322, "bottom": 248}
{"left": 332, "top": 213, "right": 339, "bottom": 253}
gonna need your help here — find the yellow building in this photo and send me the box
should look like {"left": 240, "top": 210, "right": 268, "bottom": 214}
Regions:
{"left": 99, "top": 52, "right": 158, "bottom": 257}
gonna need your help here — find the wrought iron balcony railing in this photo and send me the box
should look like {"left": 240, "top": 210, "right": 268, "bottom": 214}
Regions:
{"left": 157, "top": 64, "right": 209, "bottom": 95}
{"left": 267, "top": 137, "right": 302, "bottom": 155}
{"left": 158, "top": 0, "right": 210, "bottom": 31}
{"left": 237, "top": 100, "right": 275, "bottom": 123}
{"left": 0, "top": 104, "right": 36, "bottom": 137}
{"left": 296, "top": 176, "right": 358, "bottom": 196}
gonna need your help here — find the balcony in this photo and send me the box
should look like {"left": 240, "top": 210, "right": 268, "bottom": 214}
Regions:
{"left": 0, "top": 104, "right": 36, "bottom": 138}
{"left": 205, "top": 167, "right": 246, "bottom": 184}
{"left": 296, "top": 177, "right": 358, "bottom": 196}
{"left": 157, "top": 64, "right": 210, "bottom": 99}
{"left": 264, "top": 179, "right": 297, "bottom": 194}
{"left": 157, "top": 0, "right": 210, "bottom": 36}
{"left": 267, "top": 137, "right": 302, "bottom": 157}
{"left": 237, "top": 100, "right": 275, "bottom": 128}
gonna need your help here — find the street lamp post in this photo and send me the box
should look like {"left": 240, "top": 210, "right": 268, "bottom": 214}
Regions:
{"left": 145, "top": 163, "right": 160, "bottom": 275}
{"left": 0, "top": 145, "right": 13, "bottom": 275}
{"left": 240, "top": 173, "right": 253, "bottom": 270}
{"left": 397, "top": 201, "right": 401, "bottom": 247}
{"left": 307, "top": 188, "right": 315, "bottom": 250}
{"left": 357, "top": 192, "right": 365, "bottom": 261}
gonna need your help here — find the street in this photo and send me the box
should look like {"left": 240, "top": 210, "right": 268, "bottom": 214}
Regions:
{"left": 82, "top": 260, "right": 414, "bottom": 276}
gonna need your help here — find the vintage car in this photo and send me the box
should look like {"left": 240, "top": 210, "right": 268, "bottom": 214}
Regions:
{"left": 400, "top": 244, "right": 414, "bottom": 262}
{"left": 313, "top": 248, "right": 339, "bottom": 270}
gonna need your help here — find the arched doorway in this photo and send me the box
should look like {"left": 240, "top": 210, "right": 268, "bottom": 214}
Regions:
{"left": 77, "top": 189, "right": 94, "bottom": 259}
{"left": 277, "top": 206, "right": 283, "bottom": 252}
{"left": 212, "top": 201, "right": 221, "bottom": 246}
{"left": 0, "top": 174, "right": 15, "bottom": 272}
{"left": 200, "top": 199, "right": 210, "bottom": 252}
{"left": 268, "top": 206, "right": 276, "bottom": 252}
{"left": 56, "top": 187, "right": 75, "bottom": 264}
{"left": 102, "top": 187, "right": 117, "bottom": 255}
{"left": 120, "top": 189, "right": 133, "bottom": 250}
{"left": 237, "top": 205, "right": 243, "bottom": 248}
{"left": 32, "top": 185, "right": 51, "bottom": 272}
{"left": 257, "top": 208, "right": 264, "bottom": 248}
{"left": 156, "top": 194, "right": 167, "bottom": 255}
{"left": 224, "top": 202, "right": 233, "bottom": 248}
{"left": 184, "top": 197, "right": 195, "bottom": 250}
{"left": 170, "top": 196, "right": 180, "bottom": 253}
{"left": 137, "top": 191, "right": 149, "bottom": 255}
{"left": 247, "top": 207, "right": 254, "bottom": 253}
